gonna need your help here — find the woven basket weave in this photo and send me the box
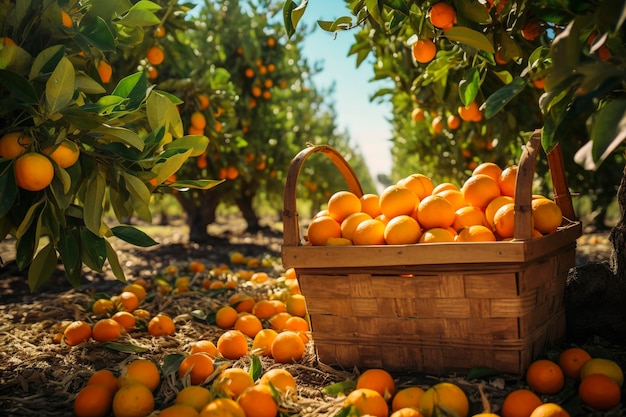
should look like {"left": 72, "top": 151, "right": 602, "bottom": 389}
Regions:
{"left": 282, "top": 130, "right": 582, "bottom": 375}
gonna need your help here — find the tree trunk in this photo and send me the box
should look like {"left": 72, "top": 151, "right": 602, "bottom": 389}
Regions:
{"left": 234, "top": 186, "right": 260, "bottom": 233}
{"left": 175, "top": 189, "right": 222, "bottom": 244}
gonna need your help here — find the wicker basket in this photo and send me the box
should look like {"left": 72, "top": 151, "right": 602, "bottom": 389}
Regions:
{"left": 282, "top": 130, "right": 582, "bottom": 375}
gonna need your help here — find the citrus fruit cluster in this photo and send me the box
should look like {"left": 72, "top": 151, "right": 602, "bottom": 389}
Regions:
{"left": 306, "top": 162, "right": 564, "bottom": 246}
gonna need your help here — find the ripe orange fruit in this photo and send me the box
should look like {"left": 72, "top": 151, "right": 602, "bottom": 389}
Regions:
{"left": 158, "top": 404, "right": 199, "bottom": 417}
{"left": 230, "top": 293, "right": 255, "bottom": 313}
{"left": 234, "top": 313, "right": 263, "bottom": 338}
{"left": 384, "top": 215, "right": 422, "bottom": 245}
{"left": 214, "top": 367, "right": 254, "bottom": 399}
{"left": 557, "top": 347, "right": 592, "bottom": 380}
{"left": 269, "top": 311, "right": 292, "bottom": 331}
{"left": 580, "top": 357, "right": 624, "bottom": 387}
{"left": 146, "top": 45, "right": 164, "bottom": 65}
{"left": 500, "top": 389, "right": 543, "bottom": 417}
{"left": 343, "top": 388, "right": 389, "bottom": 417}
{"left": 436, "top": 189, "right": 467, "bottom": 211}
{"left": 217, "top": 330, "right": 249, "bottom": 360}
{"left": 0, "top": 37, "right": 16, "bottom": 46}
{"left": 431, "top": 116, "right": 444, "bottom": 134}
{"left": 154, "top": 25, "right": 166, "bottom": 38}
{"left": 578, "top": 373, "right": 621, "bottom": 411}
{"left": 61, "top": 10, "right": 73, "bottom": 28}
{"left": 419, "top": 227, "right": 455, "bottom": 243}
{"left": 341, "top": 212, "right": 372, "bottom": 241}
{"left": 521, "top": 20, "right": 541, "bottom": 41}
{"left": 359, "top": 194, "right": 382, "bottom": 217}
{"left": 74, "top": 383, "right": 113, "bottom": 417}
{"left": 432, "top": 182, "right": 458, "bottom": 194}
{"left": 175, "top": 385, "right": 213, "bottom": 412}
{"left": 417, "top": 195, "right": 456, "bottom": 229}
{"left": 147, "top": 314, "right": 175, "bottom": 337}
{"left": 462, "top": 174, "right": 501, "bottom": 209}
{"left": 270, "top": 330, "right": 305, "bottom": 363}
{"left": 97, "top": 60, "right": 112, "bottom": 83}
{"left": 92, "top": 298, "right": 115, "bottom": 315}
{"left": 0, "top": 131, "right": 32, "bottom": 158}
{"left": 285, "top": 293, "right": 307, "bottom": 317}
{"left": 190, "top": 340, "right": 218, "bottom": 357}
{"left": 92, "top": 318, "right": 122, "bottom": 342}
{"left": 251, "top": 299, "right": 276, "bottom": 320}
{"left": 429, "top": 2, "right": 456, "bottom": 30}
{"left": 200, "top": 397, "right": 245, "bottom": 417}
{"left": 457, "top": 225, "right": 496, "bottom": 242}
{"left": 116, "top": 291, "right": 140, "bottom": 312}
{"left": 283, "top": 316, "right": 309, "bottom": 332}
{"left": 380, "top": 185, "right": 419, "bottom": 218}
{"left": 215, "top": 305, "right": 239, "bottom": 329}
{"left": 88, "top": 369, "right": 119, "bottom": 395}
{"left": 411, "top": 108, "right": 425, "bottom": 122}
{"left": 458, "top": 101, "right": 483, "bottom": 122}
{"left": 420, "top": 382, "right": 469, "bottom": 417}
{"left": 327, "top": 190, "right": 362, "bottom": 222}
{"left": 472, "top": 162, "right": 502, "bottom": 181}
{"left": 453, "top": 206, "right": 487, "bottom": 231}
{"left": 43, "top": 140, "right": 80, "bottom": 168}
{"left": 110, "top": 311, "right": 135, "bottom": 333}
{"left": 356, "top": 368, "right": 396, "bottom": 400}
{"left": 252, "top": 328, "right": 278, "bottom": 356}
{"left": 260, "top": 368, "right": 297, "bottom": 394}
{"left": 531, "top": 198, "right": 562, "bottom": 234}
{"left": 528, "top": 403, "right": 570, "bottom": 417}
{"left": 391, "top": 386, "right": 425, "bottom": 412}
{"left": 112, "top": 383, "right": 155, "bottom": 417}
{"left": 306, "top": 215, "right": 341, "bottom": 245}
{"left": 352, "top": 218, "right": 386, "bottom": 245}
{"left": 525, "top": 359, "right": 565, "bottom": 395}
{"left": 179, "top": 353, "right": 215, "bottom": 385}
{"left": 190, "top": 112, "right": 207, "bottom": 130}
{"left": 447, "top": 114, "right": 461, "bottom": 130}
{"left": 485, "top": 195, "right": 514, "bottom": 228}
{"left": 64, "top": 320, "right": 92, "bottom": 346}
{"left": 237, "top": 384, "right": 278, "bottom": 417}
{"left": 398, "top": 173, "right": 434, "bottom": 199}
{"left": 14, "top": 152, "right": 54, "bottom": 191}
{"left": 122, "top": 283, "right": 147, "bottom": 302}
{"left": 412, "top": 39, "right": 437, "bottom": 63}
{"left": 390, "top": 409, "right": 426, "bottom": 417}
{"left": 498, "top": 165, "right": 518, "bottom": 197}
{"left": 119, "top": 359, "right": 161, "bottom": 392}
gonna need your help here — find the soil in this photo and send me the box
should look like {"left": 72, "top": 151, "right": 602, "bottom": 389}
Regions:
{"left": 0, "top": 215, "right": 624, "bottom": 417}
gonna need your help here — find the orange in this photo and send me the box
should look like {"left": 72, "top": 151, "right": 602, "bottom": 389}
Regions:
{"left": 92, "top": 318, "right": 122, "bottom": 342}
{"left": 97, "top": 60, "right": 112, "bottom": 83}
{"left": 200, "top": 398, "right": 245, "bottom": 417}
{"left": 343, "top": 388, "right": 389, "bottom": 417}
{"left": 485, "top": 195, "right": 514, "bottom": 228}
{"left": 498, "top": 165, "right": 518, "bottom": 197}
{"left": 252, "top": 328, "right": 278, "bottom": 356}
{"left": 431, "top": 116, "right": 444, "bottom": 134}
{"left": 270, "top": 330, "right": 305, "bottom": 363}
{"left": 356, "top": 368, "right": 396, "bottom": 400}
{"left": 190, "top": 112, "right": 207, "bottom": 130}
{"left": 391, "top": 409, "right": 426, "bottom": 417}
{"left": 283, "top": 316, "right": 310, "bottom": 332}
{"left": 119, "top": 359, "right": 160, "bottom": 392}
{"left": 269, "top": 312, "right": 292, "bottom": 331}
{"left": 341, "top": 212, "right": 372, "bottom": 241}
{"left": 391, "top": 386, "right": 425, "bottom": 412}
{"left": 116, "top": 291, "right": 139, "bottom": 312}
{"left": 500, "top": 389, "right": 543, "bottom": 417}
{"left": 528, "top": 403, "right": 570, "bottom": 417}
{"left": 73, "top": 383, "right": 113, "bottom": 417}
{"left": 580, "top": 357, "right": 624, "bottom": 386}
{"left": 214, "top": 367, "right": 254, "bottom": 399}
{"left": 360, "top": 194, "right": 382, "bottom": 217}
{"left": 436, "top": 189, "right": 467, "bottom": 211}
{"left": 472, "top": 162, "right": 502, "bottom": 182}
{"left": 398, "top": 173, "right": 434, "bottom": 200}
{"left": 384, "top": 215, "right": 422, "bottom": 245}
{"left": 0, "top": 132, "right": 32, "bottom": 158}
{"left": 352, "top": 218, "right": 386, "bottom": 245}
{"left": 327, "top": 190, "right": 362, "bottom": 222}
{"left": 306, "top": 215, "right": 341, "bottom": 245}
{"left": 217, "top": 330, "right": 249, "bottom": 359}
{"left": 521, "top": 20, "right": 541, "bottom": 41}
{"left": 175, "top": 386, "right": 213, "bottom": 412}
{"left": 14, "top": 153, "right": 54, "bottom": 191}
{"left": 215, "top": 305, "right": 239, "bottom": 329}
{"left": 380, "top": 185, "right": 419, "bottom": 218}
{"left": 0, "top": 37, "right": 16, "bottom": 46}
{"left": 462, "top": 174, "right": 501, "bottom": 209}
{"left": 158, "top": 404, "right": 199, "bottom": 417}
{"left": 252, "top": 300, "right": 276, "bottom": 320}
{"left": 412, "top": 39, "right": 436, "bottom": 63}
{"left": 88, "top": 369, "right": 119, "bottom": 395}
{"left": 179, "top": 353, "right": 215, "bottom": 385}
{"left": 64, "top": 320, "right": 92, "bottom": 346}
{"left": 198, "top": 94, "right": 210, "bottom": 110}
{"left": 112, "top": 383, "right": 154, "bottom": 417}
{"left": 42, "top": 140, "right": 80, "bottom": 168}
{"left": 456, "top": 225, "right": 496, "bottom": 242}
{"left": 122, "top": 284, "right": 147, "bottom": 302}
{"left": 146, "top": 45, "right": 164, "bottom": 65}
{"left": 432, "top": 182, "right": 458, "bottom": 194}
{"left": 154, "top": 25, "right": 166, "bottom": 38}
{"left": 429, "top": 2, "right": 456, "bottom": 30}
{"left": 61, "top": 10, "right": 72, "bottom": 27}
{"left": 190, "top": 340, "right": 219, "bottom": 358}
{"left": 260, "top": 368, "right": 297, "bottom": 394}
{"left": 420, "top": 382, "right": 469, "bottom": 417}
{"left": 458, "top": 101, "right": 483, "bottom": 122}
{"left": 234, "top": 313, "right": 263, "bottom": 338}
{"left": 92, "top": 298, "right": 115, "bottom": 315}
{"left": 111, "top": 311, "right": 136, "bottom": 332}
{"left": 446, "top": 114, "right": 461, "bottom": 130}
{"left": 452, "top": 206, "right": 487, "bottom": 231}
{"left": 230, "top": 294, "right": 255, "bottom": 313}
{"left": 418, "top": 227, "right": 455, "bottom": 243}
{"left": 411, "top": 108, "right": 425, "bottom": 122}
{"left": 147, "top": 314, "right": 175, "bottom": 337}
{"left": 493, "top": 202, "right": 516, "bottom": 239}
{"left": 557, "top": 347, "right": 591, "bottom": 380}
{"left": 578, "top": 373, "right": 621, "bottom": 411}
{"left": 285, "top": 294, "right": 307, "bottom": 317}
{"left": 417, "top": 195, "right": 456, "bottom": 230}
{"left": 531, "top": 198, "right": 562, "bottom": 234}
{"left": 525, "top": 359, "right": 565, "bottom": 395}
{"left": 237, "top": 384, "right": 278, "bottom": 417}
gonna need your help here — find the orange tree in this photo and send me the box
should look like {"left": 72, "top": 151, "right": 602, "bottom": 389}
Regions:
{"left": 284, "top": 0, "right": 626, "bottom": 229}
{"left": 0, "top": 0, "right": 217, "bottom": 290}
{"left": 149, "top": 0, "right": 374, "bottom": 242}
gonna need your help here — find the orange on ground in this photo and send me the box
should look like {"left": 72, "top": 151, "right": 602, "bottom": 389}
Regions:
{"left": 112, "top": 383, "right": 154, "bottom": 417}
{"left": 525, "top": 359, "right": 565, "bottom": 395}
{"left": 0, "top": 132, "right": 31, "bottom": 158}
{"left": 436, "top": 189, "right": 467, "bottom": 211}
{"left": 359, "top": 194, "right": 382, "bottom": 217}
{"left": 493, "top": 202, "right": 516, "bottom": 239}
{"left": 190, "top": 340, "right": 218, "bottom": 357}
{"left": 14, "top": 153, "right": 54, "bottom": 191}
{"left": 269, "top": 312, "right": 292, "bottom": 331}
{"left": 237, "top": 384, "right": 278, "bottom": 417}
{"left": 498, "top": 165, "right": 518, "bottom": 197}
{"left": 252, "top": 299, "right": 276, "bottom": 320}
{"left": 92, "top": 318, "right": 122, "bottom": 342}
{"left": 116, "top": 291, "right": 139, "bottom": 312}
{"left": 462, "top": 174, "right": 501, "bottom": 209}
{"left": 119, "top": 359, "right": 160, "bottom": 392}
{"left": 306, "top": 215, "right": 341, "bottom": 246}
{"left": 73, "top": 383, "right": 113, "bottom": 417}
{"left": 557, "top": 347, "right": 592, "bottom": 380}
{"left": 43, "top": 140, "right": 80, "bottom": 168}
{"left": 215, "top": 305, "right": 239, "bottom": 329}
{"left": 343, "top": 388, "right": 389, "bottom": 417}
{"left": 453, "top": 206, "right": 487, "bottom": 231}
{"left": 578, "top": 373, "right": 621, "bottom": 411}
{"left": 179, "top": 353, "right": 215, "bottom": 385}
{"left": 327, "top": 190, "right": 362, "bottom": 222}
{"left": 146, "top": 45, "right": 164, "bottom": 65}
{"left": 485, "top": 195, "right": 514, "bottom": 228}
{"left": 532, "top": 198, "right": 562, "bottom": 234}
{"left": 398, "top": 173, "right": 434, "bottom": 199}
{"left": 175, "top": 386, "right": 213, "bottom": 412}
{"left": 472, "top": 162, "right": 502, "bottom": 181}
{"left": 380, "top": 185, "right": 419, "bottom": 218}
{"left": 384, "top": 215, "right": 422, "bottom": 245}
{"left": 391, "top": 386, "right": 425, "bottom": 412}
{"left": 252, "top": 328, "right": 278, "bottom": 356}
{"left": 214, "top": 367, "right": 254, "bottom": 399}
{"left": 419, "top": 227, "right": 455, "bottom": 243}
{"left": 260, "top": 368, "right": 297, "bottom": 394}
{"left": 580, "top": 357, "right": 624, "bottom": 386}
{"left": 420, "top": 382, "right": 469, "bottom": 417}
{"left": 234, "top": 313, "right": 263, "bottom": 338}
{"left": 230, "top": 294, "right": 255, "bottom": 313}
{"left": 88, "top": 369, "right": 119, "bottom": 396}
{"left": 200, "top": 398, "right": 245, "bottom": 417}
{"left": 158, "top": 404, "right": 199, "bottom": 417}
{"left": 417, "top": 195, "right": 456, "bottom": 230}
{"left": 147, "top": 314, "right": 175, "bottom": 337}
{"left": 270, "top": 330, "right": 306, "bottom": 363}
{"left": 356, "top": 368, "right": 396, "bottom": 400}
{"left": 122, "top": 284, "right": 147, "bottom": 301}
{"left": 500, "top": 389, "right": 543, "bottom": 417}
{"left": 457, "top": 225, "right": 496, "bottom": 242}
{"left": 217, "top": 330, "right": 249, "bottom": 359}
{"left": 412, "top": 39, "right": 436, "bottom": 64}
{"left": 528, "top": 403, "right": 570, "bottom": 417}
{"left": 352, "top": 218, "right": 386, "bottom": 245}
{"left": 341, "top": 212, "right": 372, "bottom": 241}
{"left": 285, "top": 294, "right": 307, "bottom": 317}
{"left": 429, "top": 2, "right": 456, "bottom": 30}
{"left": 390, "top": 409, "right": 425, "bottom": 417}
{"left": 64, "top": 320, "right": 92, "bottom": 346}
{"left": 92, "top": 298, "right": 115, "bottom": 315}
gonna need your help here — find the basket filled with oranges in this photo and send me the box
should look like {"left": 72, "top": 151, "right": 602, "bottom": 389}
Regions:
{"left": 281, "top": 129, "right": 582, "bottom": 375}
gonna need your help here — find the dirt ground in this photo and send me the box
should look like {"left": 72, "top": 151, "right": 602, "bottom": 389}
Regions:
{"left": 0, "top": 215, "right": 624, "bottom": 417}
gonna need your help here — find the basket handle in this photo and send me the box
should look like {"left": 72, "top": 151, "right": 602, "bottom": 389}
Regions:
{"left": 283, "top": 145, "right": 364, "bottom": 246}
{"left": 513, "top": 129, "right": 577, "bottom": 240}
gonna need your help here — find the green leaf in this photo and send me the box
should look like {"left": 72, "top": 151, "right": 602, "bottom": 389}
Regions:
{"left": 459, "top": 67, "right": 480, "bottom": 107}
{"left": 166, "top": 179, "right": 224, "bottom": 190}
{"left": 104, "top": 342, "right": 149, "bottom": 353}
{"left": 249, "top": 355, "right": 263, "bottom": 382}
{"left": 130, "top": 0, "right": 162, "bottom": 12}
{"left": 365, "top": 0, "right": 382, "bottom": 27}
{"left": 112, "top": 72, "right": 149, "bottom": 111}
{"left": 29, "top": 45, "right": 65, "bottom": 80}
{"left": 105, "top": 240, "right": 127, "bottom": 282}
{"left": 84, "top": 170, "right": 106, "bottom": 235}
{"left": 93, "top": 126, "right": 145, "bottom": 151}
{"left": 79, "top": 16, "right": 116, "bottom": 52}
{"left": 0, "top": 68, "right": 38, "bottom": 104}
{"left": 76, "top": 72, "right": 106, "bottom": 95}
{"left": 16, "top": 199, "right": 44, "bottom": 239}
{"left": 444, "top": 26, "right": 495, "bottom": 53}
{"left": 0, "top": 160, "right": 16, "bottom": 218}
{"left": 58, "top": 228, "right": 81, "bottom": 283}
{"left": 318, "top": 16, "right": 354, "bottom": 32}
{"left": 147, "top": 91, "right": 184, "bottom": 138}
{"left": 454, "top": 0, "right": 492, "bottom": 25}
{"left": 283, "top": 0, "right": 307, "bottom": 38}
{"left": 0, "top": 44, "right": 32, "bottom": 74}
{"left": 500, "top": 33, "right": 522, "bottom": 61}
{"left": 162, "top": 353, "right": 185, "bottom": 375}
{"left": 465, "top": 366, "right": 501, "bottom": 380}
{"left": 117, "top": 9, "right": 160, "bottom": 27}
{"left": 46, "top": 56, "right": 75, "bottom": 114}
{"left": 165, "top": 135, "right": 209, "bottom": 157}
{"left": 80, "top": 228, "right": 107, "bottom": 271}
{"left": 322, "top": 380, "right": 356, "bottom": 396}
{"left": 123, "top": 172, "right": 152, "bottom": 206}
{"left": 111, "top": 225, "right": 158, "bottom": 247}
{"left": 28, "top": 243, "right": 58, "bottom": 292}
{"left": 590, "top": 99, "right": 626, "bottom": 166}
{"left": 484, "top": 76, "right": 527, "bottom": 119}
{"left": 155, "top": 148, "right": 193, "bottom": 184}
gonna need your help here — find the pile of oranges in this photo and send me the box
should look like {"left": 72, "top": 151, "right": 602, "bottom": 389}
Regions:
{"left": 306, "top": 162, "right": 564, "bottom": 246}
